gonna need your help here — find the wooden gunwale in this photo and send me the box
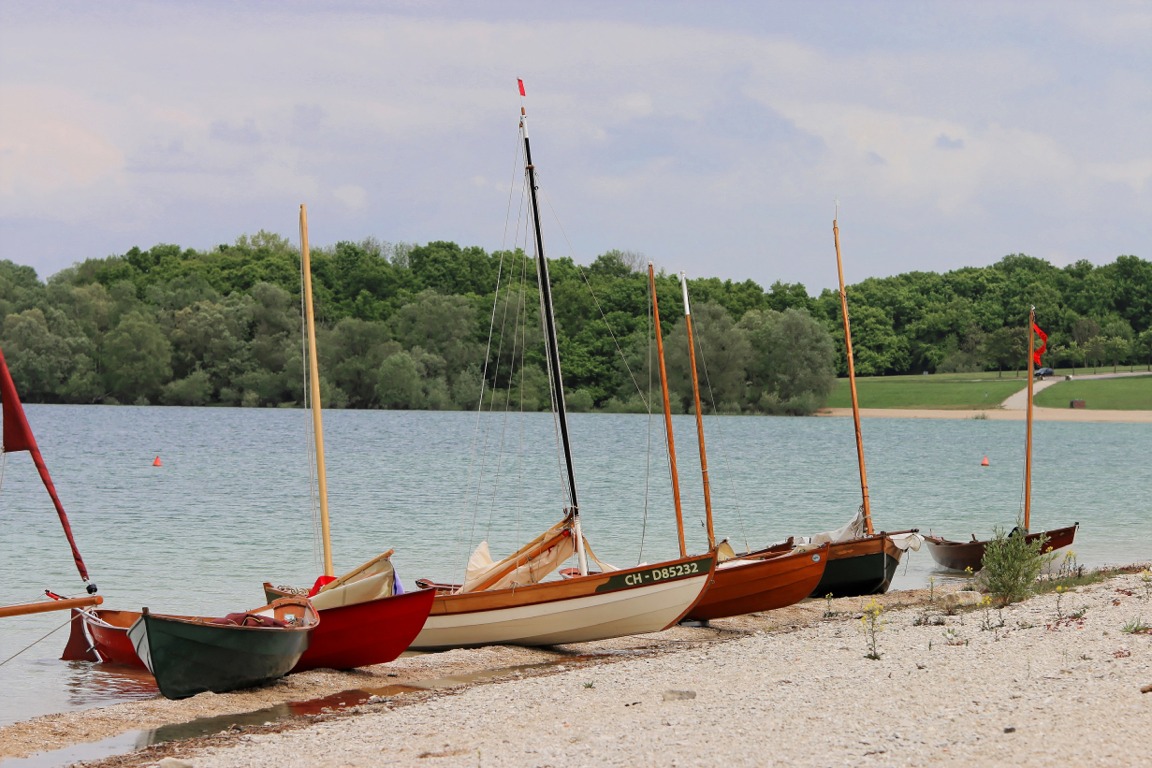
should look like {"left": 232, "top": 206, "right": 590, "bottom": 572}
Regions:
{"left": 686, "top": 544, "right": 828, "bottom": 621}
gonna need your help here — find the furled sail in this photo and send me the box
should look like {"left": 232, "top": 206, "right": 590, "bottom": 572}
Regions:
{"left": 461, "top": 516, "right": 578, "bottom": 593}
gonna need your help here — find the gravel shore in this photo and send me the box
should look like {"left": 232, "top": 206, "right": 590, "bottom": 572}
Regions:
{"left": 7, "top": 566, "right": 1148, "bottom": 768}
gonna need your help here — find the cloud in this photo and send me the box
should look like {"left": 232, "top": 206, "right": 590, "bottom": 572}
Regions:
{"left": 0, "top": 3, "right": 1147, "bottom": 292}
{"left": 0, "top": 86, "right": 124, "bottom": 210}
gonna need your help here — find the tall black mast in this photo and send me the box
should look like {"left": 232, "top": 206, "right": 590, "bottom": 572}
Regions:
{"left": 519, "top": 104, "right": 579, "bottom": 517}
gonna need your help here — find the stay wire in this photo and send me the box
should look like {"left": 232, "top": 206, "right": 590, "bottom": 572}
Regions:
{"left": 0, "top": 614, "right": 73, "bottom": 668}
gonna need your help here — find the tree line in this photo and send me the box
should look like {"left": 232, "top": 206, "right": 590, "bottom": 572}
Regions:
{"left": 1, "top": 235, "right": 1148, "bottom": 415}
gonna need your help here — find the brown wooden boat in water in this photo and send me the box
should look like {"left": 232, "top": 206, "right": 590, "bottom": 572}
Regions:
{"left": 924, "top": 308, "right": 1077, "bottom": 571}
{"left": 923, "top": 523, "right": 1079, "bottom": 572}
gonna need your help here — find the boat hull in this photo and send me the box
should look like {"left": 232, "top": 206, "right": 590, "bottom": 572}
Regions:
{"left": 81, "top": 608, "right": 146, "bottom": 667}
{"left": 815, "top": 535, "right": 906, "bottom": 598}
{"left": 924, "top": 523, "right": 1079, "bottom": 572}
{"left": 410, "top": 553, "right": 715, "bottom": 651}
{"left": 260, "top": 587, "right": 434, "bottom": 672}
{"left": 745, "top": 533, "right": 910, "bottom": 598}
{"left": 685, "top": 544, "right": 828, "bottom": 621}
{"left": 128, "top": 597, "right": 317, "bottom": 700}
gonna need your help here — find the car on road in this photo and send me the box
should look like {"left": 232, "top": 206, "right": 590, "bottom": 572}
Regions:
{"left": 1036, "top": 367, "right": 1055, "bottom": 379}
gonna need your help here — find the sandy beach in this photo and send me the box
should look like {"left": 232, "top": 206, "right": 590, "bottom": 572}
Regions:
{"left": 2, "top": 566, "right": 1150, "bottom": 767}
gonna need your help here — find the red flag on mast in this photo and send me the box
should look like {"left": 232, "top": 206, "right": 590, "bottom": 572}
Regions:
{"left": 0, "top": 348, "right": 36, "bottom": 453}
{"left": 1032, "top": 322, "right": 1048, "bottom": 367}
{"left": 517, "top": 78, "right": 526, "bottom": 97}
{"left": 0, "top": 347, "right": 92, "bottom": 583}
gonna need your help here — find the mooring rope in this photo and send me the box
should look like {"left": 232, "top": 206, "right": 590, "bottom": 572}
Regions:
{"left": 0, "top": 614, "right": 73, "bottom": 668}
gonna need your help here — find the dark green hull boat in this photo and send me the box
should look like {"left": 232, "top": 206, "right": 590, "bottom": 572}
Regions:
{"left": 128, "top": 597, "right": 318, "bottom": 700}
{"left": 810, "top": 535, "right": 904, "bottom": 598}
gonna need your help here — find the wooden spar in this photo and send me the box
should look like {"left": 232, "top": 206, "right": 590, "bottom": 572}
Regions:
{"left": 832, "top": 217, "right": 874, "bottom": 536}
{"left": 1025, "top": 307, "right": 1035, "bottom": 532}
{"left": 679, "top": 273, "right": 716, "bottom": 550}
{"left": 648, "top": 264, "right": 687, "bottom": 557}
{"left": 300, "top": 204, "right": 333, "bottom": 577}
{"left": 519, "top": 98, "right": 587, "bottom": 576}
{"left": 0, "top": 595, "right": 102, "bottom": 619}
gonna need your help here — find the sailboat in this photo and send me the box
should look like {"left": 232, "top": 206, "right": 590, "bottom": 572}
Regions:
{"left": 730, "top": 217, "right": 921, "bottom": 597}
{"left": 646, "top": 266, "right": 828, "bottom": 622}
{"left": 0, "top": 347, "right": 102, "bottom": 620}
{"left": 401, "top": 84, "right": 716, "bottom": 650}
{"left": 254, "top": 204, "right": 435, "bottom": 671}
{"left": 923, "top": 307, "right": 1078, "bottom": 571}
{"left": 72, "top": 206, "right": 435, "bottom": 672}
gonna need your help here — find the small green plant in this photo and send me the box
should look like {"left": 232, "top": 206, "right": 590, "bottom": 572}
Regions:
{"left": 942, "top": 626, "right": 966, "bottom": 646}
{"left": 981, "top": 520, "right": 1046, "bottom": 606}
{"left": 1140, "top": 570, "right": 1151, "bottom": 601}
{"left": 583, "top": 681, "right": 595, "bottom": 689}
{"left": 1044, "top": 549, "right": 1082, "bottom": 583}
{"left": 823, "top": 592, "right": 836, "bottom": 618}
{"left": 979, "top": 595, "right": 1004, "bottom": 631}
{"left": 1055, "top": 585, "right": 1067, "bottom": 618}
{"left": 927, "top": 575, "right": 936, "bottom": 602}
{"left": 1121, "top": 617, "right": 1151, "bottom": 634}
{"left": 861, "top": 599, "right": 884, "bottom": 660}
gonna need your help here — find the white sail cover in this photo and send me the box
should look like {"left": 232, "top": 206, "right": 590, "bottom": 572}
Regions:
{"left": 794, "top": 507, "right": 922, "bottom": 551}
{"left": 311, "top": 550, "right": 397, "bottom": 610}
{"left": 461, "top": 517, "right": 577, "bottom": 593}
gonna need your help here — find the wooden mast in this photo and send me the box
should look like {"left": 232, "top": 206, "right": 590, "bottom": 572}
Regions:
{"left": 832, "top": 216, "right": 874, "bottom": 536}
{"left": 648, "top": 264, "right": 687, "bottom": 557}
{"left": 1024, "top": 307, "right": 1035, "bottom": 532}
{"left": 300, "top": 204, "right": 334, "bottom": 578}
{"left": 519, "top": 88, "right": 588, "bottom": 576}
{"left": 680, "top": 273, "right": 716, "bottom": 550}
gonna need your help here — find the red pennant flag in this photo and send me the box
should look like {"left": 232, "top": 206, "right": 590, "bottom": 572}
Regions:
{"left": 0, "top": 347, "right": 37, "bottom": 453}
{"left": 517, "top": 78, "right": 526, "bottom": 97}
{"left": 1032, "top": 322, "right": 1048, "bottom": 367}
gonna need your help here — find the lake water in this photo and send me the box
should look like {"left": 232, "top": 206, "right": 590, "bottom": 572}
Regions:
{"left": 2, "top": 405, "right": 1150, "bottom": 728}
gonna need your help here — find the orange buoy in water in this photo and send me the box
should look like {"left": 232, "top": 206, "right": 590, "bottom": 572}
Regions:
{"left": 981, "top": 455, "right": 989, "bottom": 467}
{"left": 152, "top": 456, "right": 162, "bottom": 467}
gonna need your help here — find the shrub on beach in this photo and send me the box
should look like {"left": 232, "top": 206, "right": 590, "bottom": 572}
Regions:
{"left": 979, "top": 521, "right": 1047, "bottom": 606}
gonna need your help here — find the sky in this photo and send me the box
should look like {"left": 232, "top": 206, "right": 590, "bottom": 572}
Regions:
{"left": 1, "top": 0, "right": 1149, "bottom": 294}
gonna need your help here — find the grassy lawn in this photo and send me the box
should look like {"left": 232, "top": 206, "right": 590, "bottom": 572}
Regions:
{"left": 825, "top": 374, "right": 1024, "bottom": 409}
{"left": 1034, "top": 375, "right": 1152, "bottom": 410}
{"left": 825, "top": 371, "right": 1152, "bottom": 410}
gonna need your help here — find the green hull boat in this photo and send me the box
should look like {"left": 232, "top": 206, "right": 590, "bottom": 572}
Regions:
{"left": 129, "top": 597, "right": 317, "bottom": 700}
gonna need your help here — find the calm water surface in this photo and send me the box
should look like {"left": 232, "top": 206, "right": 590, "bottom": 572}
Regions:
{"left": 1, "top": 405, "right": 1149, "bottom": 728}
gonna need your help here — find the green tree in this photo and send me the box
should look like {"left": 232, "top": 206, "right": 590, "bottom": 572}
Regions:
{"left": 983, "top": 326, "right": 1027, "bottom": 377}
{"left": 101, "top": 311, "right": 173, "bottom": 404}
{"left": 377, "top": 350, "right": 424, "bottom": 409}
{"left": 740, "top": 308, "right": 836, "bottom": 415}
{"left": 664, "top": 301, "right": 748, "bottom": 413}
{"left": 387, "top": 290, "right": 484, "bottom": 377}
{"left": 1, "top": 309, "right": 78, "bottom": 401}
